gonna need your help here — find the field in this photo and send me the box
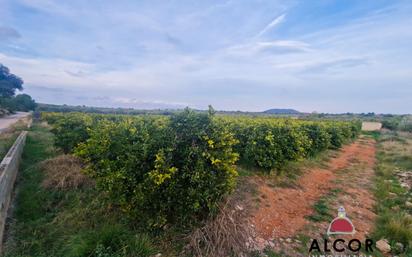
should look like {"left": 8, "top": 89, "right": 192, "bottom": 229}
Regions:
{"left": 2, "top": 110, "right": 411, "bottom": 257}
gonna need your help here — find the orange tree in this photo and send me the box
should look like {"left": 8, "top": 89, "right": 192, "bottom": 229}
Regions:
{"left": 75, "top": 109, "right": 238, "bottom": 227}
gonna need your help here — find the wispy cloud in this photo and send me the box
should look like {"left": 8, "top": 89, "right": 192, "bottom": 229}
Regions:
{"left": 226, "top": 40, "right": 310, "bottom": 57}
{"left": 255, "top": 14, "right": 286, "bottom": 38}
{"left": 299, "top": 57, "right": 369, "bottom": 75}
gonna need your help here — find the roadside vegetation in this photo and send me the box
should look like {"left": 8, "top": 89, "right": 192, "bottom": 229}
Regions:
{"left": 0, "top": 120, "right": 30, "bottom": 159}
{"left": 372, "top": 130, "right": 412, "bottom": 256}
{"left": 0, "top": 131, "right": 19, "bottom": 160}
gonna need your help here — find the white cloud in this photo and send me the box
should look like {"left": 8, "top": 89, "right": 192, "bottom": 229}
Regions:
{"left": 0, "top": 53, "right": 97, "bottom": 87}
{"left": 255, "top": 14, "right": 286, "bottom": 38}
{"left": 227, "top": 40, "right": 311, "bottom": 56}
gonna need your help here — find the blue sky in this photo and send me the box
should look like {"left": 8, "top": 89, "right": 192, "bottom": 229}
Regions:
{"left": 0, "top": 0, "right": 411, "bottom": 113}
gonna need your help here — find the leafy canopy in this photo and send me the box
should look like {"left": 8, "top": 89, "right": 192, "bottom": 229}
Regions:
{"left": 0, "top": 63, "right": 23, "bottom": 98}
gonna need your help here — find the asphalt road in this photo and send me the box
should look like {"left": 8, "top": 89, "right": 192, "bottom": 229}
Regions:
{"left": 0, "top": 112, "right": 30, "bottom": 133}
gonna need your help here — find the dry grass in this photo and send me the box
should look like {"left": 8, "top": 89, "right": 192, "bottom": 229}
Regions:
{"left": 0, "top": 131, "right": 19, "bottom": 159}
{"left": 40, "top": 121, "right": 52, "bottom": 129}
{"left": 41, "top": 154, "right": 93, "bottom": 190}
{"left": 187, "top": 202, "right": 252, "bottom": 257}
{"left": 186, "top": 179, "right": 256, "bottom": 257}
{"left": 0, "top": 130, "right": 18, "bottom": 145}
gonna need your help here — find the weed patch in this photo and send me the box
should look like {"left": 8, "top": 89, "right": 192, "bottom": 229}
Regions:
{"left": 306, "top": 188, "right": 341, "bottom": 222}
{"left": 372, "top": 131, "right": 412, "bottom": 256}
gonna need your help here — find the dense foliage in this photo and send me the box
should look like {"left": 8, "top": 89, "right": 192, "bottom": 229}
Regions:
{"left": 377, "top": 115, "right": 412, "bottom": 132}
{"left": 45, "top": 110, "right": 238, "bottom": 227}
{"left": 42, "top": 110, "right": 360, "bottom": 227}
{"left": 0, "top": 64, "right": 36, "bottom": 113}
{"left": 397, "top": 116, "right": 412, "bottom": 132}
{"left": 0, "top": 63, "right": 23, "bottom": 98}
{"left": 0, "top": 94, "right": 37, "bottom": 112}
{"left": 49, "top": 113, "right": 93, "bottom": 153}
{"left": 217, "top": 116, "right": 360, "bottom": 170}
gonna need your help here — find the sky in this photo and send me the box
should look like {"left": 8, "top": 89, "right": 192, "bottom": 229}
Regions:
{"left": 0, "top": 0, "right": 411, "bottom": 113}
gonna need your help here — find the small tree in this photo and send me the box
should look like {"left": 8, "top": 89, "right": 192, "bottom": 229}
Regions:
{"left": 0, "top": 64, "right": 37, "bottom": 113}
{"left": 0, "top": 64, "right": 23, "bottom": 98}
{"left": 12, "top": 94, "right": 37, "bottom": 111}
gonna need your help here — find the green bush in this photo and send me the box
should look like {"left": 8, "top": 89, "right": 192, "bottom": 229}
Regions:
{"left": 398, "top": 116, "right": 412, "bottom": 132}
{"left": 218, "top": 117, "right": 359, "bottom": 170}
{"left": 302, "top": 123, "right": 331, "bottom": 155}
{"left": 382, "top": 117, "right": 401, "bottom": 130}
{"left": 51, "top": 113, "right": 93, "bottom": 153}
{"left": 75, "top": 109, "right": 238, "bottom": 227}
{"left": 326, "top": 125, "right": 346, "bottom": 148}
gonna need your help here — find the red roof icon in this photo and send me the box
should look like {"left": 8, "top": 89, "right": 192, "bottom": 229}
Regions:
{"left": 327, "top": 206, "right": 355, "bottom": 235}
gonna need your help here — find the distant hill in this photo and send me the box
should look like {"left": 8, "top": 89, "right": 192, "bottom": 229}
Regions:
{"left": 263, "top": 108, "right": 301, "bottom": 115}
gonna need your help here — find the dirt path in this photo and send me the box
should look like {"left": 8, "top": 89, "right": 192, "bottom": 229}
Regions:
{"left": 250, "top": 137, "right": 377, "bottom": 253}
{"left": 0, "top": 112, "right": 30, "bottom": 133}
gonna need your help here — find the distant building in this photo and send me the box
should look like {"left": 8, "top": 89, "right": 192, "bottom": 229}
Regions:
{"left": 361, "top": 122, "right": 382, "bottom": 131}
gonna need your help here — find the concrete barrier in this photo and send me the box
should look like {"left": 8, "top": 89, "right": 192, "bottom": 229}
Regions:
{"left": 0, "top": 131, "right": 27, "bottom": 250}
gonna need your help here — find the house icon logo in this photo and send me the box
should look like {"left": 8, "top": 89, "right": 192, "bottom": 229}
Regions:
{"left": 327, "top": 206, "right": 355, "bottom": 235}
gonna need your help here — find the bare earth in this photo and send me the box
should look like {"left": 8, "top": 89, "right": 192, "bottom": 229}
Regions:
{"left": 0, "top": 112, "right": 30, "bottom": 133}
{"left": 250, "top": 137, "right": 377, "bottom": 255}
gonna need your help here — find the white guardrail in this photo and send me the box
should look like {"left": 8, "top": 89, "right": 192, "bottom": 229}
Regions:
{"left": 0, "top": 131, "right": 27, "bottom": 251}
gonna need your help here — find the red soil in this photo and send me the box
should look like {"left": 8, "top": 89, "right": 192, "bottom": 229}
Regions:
{"left": 332, "top": 138, "right": 377, "bottom": 241}
{"left": 251, "top": 138, "right": 377, "bottom": 241}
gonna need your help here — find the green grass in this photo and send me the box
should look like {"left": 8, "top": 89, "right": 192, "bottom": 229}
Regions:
{"left": 306, "top": 189, "right": 341, "bottom": 223}
{"left": 371, "top": 131, "right": 412, "bottom": 257}
{"left": 307, "top": 199, "right": 331, "bottom": 222}
{"left": 249, "top": 248, "right": 287, "bottom": 257}
{"left": 263, "top": 247, "right": 285, "bottom": 257}
{"left": 361, "top": 131, "right": 381, "bottom": 140}
{"left": 4, "top": 124, "right": 160, "bottom": 257}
